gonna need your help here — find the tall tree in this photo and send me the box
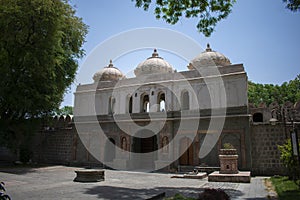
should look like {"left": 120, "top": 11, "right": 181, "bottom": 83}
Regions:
{"left": 132, "top": 0, "right": 300, "bottom": 36}
{"left": 0, "top": 0, "right": 88, "bottom": 159}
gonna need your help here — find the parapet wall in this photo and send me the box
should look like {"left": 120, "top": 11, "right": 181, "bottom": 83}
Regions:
{"left": 249, "top": 100, "right": 300, "bottom": 123}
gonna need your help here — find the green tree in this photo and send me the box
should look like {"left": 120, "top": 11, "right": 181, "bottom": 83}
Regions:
{"left": 278, "top": 139, "right": 300, "bottom": 188}
{"left": 132, "top": 0, "right": 300, "bottom": 36}
{"left": 248, "top": 74, "right": 300, "bottom": 106}
{"left": 132, "top": 0, "right": 236, "bottom": 37}
{"left": 0, "top": 0, "right": 88, "bottom": 160}
{"left": 54, "top": 106, "right": 73, "bottom": 116}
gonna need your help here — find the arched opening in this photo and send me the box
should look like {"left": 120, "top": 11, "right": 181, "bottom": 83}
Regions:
{"left": 141, "top": 94, "right": 149, "bottom": 113}
{"left": 129, "top": 96, "right": 133, "bottom": 113}
{"left": 253, "top": 113, "right": 263, "bottom": 122}
{"left": 108, "top": 96, "right": 115, "bottom": 114}
{"left": 104, "top": 138, "right": 116, "bottom": 162}
{"left": 157, "top": 92, "right": 166, "bottom": 112}
{"left": 181, "top": 91, "right": 189, "bottom": 110}
{"left": 179, "top": 137, "right": 193, "bottom": 165}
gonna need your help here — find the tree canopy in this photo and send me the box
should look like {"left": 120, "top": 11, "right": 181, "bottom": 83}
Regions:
{"left": 0, "top": 0, "right": 87, "bottom": 121}
{"left": 283, "top": 0, "right": 300, "bottom": 11}
{"left": 0, "top": 0, "right": 87, "bottom": 157}
{"left": 132, "top": 0, "right": 300, "bottom": 36}
{"left": 248, "top": 74, "right": 300, "bottom": 106}
{"left": 132, "top": 0, "right": 236, "bottom": 37}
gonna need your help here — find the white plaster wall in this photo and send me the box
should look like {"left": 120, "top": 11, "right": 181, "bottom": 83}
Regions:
{"left": 74, "top": 70, "right": 248, "bottom": 116}
{"left": 74, "top": 92, "right": 97, "bottom": 116}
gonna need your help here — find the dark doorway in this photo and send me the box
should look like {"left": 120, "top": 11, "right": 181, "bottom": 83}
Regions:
{"left": 104, "top": 138, "right": 116, "bottom": 162}
{"left": 132, "top": 134, "right": 158, "bottom": 153}
{"left": 179, "top": 137, "right": 193, "bottom": 165}
{"left": 253, "top": 113, "right": 263, "bottom": 122}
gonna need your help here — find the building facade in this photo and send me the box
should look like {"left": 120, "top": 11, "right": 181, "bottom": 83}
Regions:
{"left": 2, "top": 45, "right": 299, "bottom": 175}
{"left": 73, "top": 45, "right": 251, "bottom": 171}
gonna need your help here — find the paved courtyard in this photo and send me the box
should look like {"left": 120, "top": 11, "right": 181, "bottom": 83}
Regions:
{"left": 0, "top": 165, "right": 271, "bottom": 200}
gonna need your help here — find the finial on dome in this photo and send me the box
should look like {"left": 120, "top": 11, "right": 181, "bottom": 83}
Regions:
{"left": 206, "top": 43, "right": 212, "bottom": 52}
{"left": 108, "top": 59, "right": 113, "bottom": 67}
{"left": 152, "top": 49, "right": 159, "bottom": 57}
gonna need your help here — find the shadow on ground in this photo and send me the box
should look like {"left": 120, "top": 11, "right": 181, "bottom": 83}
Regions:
{"left": 84, "top": 185, "right": 245, "bottom": 200}
{"left": 0, "top": 164, "right": 54, "bottom": 175}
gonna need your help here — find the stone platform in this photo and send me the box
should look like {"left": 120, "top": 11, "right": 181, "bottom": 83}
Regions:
{"left": 171, "top": 172, "right": 207, "bottom": 179}
{"left": 208, "top": 171, "right": 251, "bottom": 183}
{"left": 73, "top": 169, "right": 105, "bottom": 182}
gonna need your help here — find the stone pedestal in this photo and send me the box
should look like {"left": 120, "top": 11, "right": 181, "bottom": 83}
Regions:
{"left": 74, "top": 170, "right": 104, "bottom": 182}
{"left": 219, "top": 149, "right": 238, "bottom": 174}
{"left": 208, "top": 148, "right": 251, "bottom": 183}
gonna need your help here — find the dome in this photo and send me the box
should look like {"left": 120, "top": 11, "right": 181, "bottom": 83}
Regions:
{"left": 93, "top": 60, "right": 125, "bottom": 82}
{"left": 134, "top": 49, "right": 175, "bottom": 76}
{"left": 188, "top": 44, "right": 231, "bottom": 70}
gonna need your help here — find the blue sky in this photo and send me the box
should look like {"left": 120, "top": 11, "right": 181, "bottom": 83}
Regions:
{"left": 62, "top": 0, "right": 300, "bottom": 107}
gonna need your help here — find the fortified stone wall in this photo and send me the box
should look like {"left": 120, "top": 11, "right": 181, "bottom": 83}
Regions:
{"left": 32, "top": 115, "right": 102, "bottom": 167}
{"left": 250, "top": 124, "right": 287, "bottom": 175}
{"left": 33, "top": 129, "right": 74, "bottom": 165}
{"left": 249, "top": 100, "right": 300, "bottom": 175}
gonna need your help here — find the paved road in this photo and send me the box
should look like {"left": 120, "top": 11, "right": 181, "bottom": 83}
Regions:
{"left": 0, "top": 165, "right": 271, "bottom": 200}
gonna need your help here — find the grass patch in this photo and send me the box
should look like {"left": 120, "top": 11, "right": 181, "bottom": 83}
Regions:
{"left": 270, "top": 176, "right": 300, "bottom": 200}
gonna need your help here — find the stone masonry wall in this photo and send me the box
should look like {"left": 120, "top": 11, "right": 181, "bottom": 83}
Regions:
{"left": 250, "top": 123, "right": 287, "bottom": 176}
{"left": 0, "top": 119, "right": 289, "bottom": 175}
{"left": 32, "top": 126, "right": 102, "bottom": 167}
{"left": 32, "top": 128, "right": 75, "bottom": 165}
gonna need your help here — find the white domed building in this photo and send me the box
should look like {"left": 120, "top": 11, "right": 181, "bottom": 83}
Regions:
{"left": 74, "top": 45, "right": 251, "bottom": 172}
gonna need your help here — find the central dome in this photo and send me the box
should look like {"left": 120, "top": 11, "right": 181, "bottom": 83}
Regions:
{"left": 134, "top": 49, "right": 174, "bottom": 76}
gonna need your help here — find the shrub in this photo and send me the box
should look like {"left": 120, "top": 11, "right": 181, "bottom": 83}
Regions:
{"left": 278, "top": 139, "right": 300, "bottom": 188}
{"left": 223, "top": 143, "right": 235, "bottom": 149}
{"left": 198, "top": 188, "right": 230, "bottom": 200}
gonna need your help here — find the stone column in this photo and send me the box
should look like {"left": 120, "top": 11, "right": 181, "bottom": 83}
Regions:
{"left": 149, "top": 90, "right": 158, "bottom": 112}
{"left": 132, "top": 92, "right": 140, "bottom": 113}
